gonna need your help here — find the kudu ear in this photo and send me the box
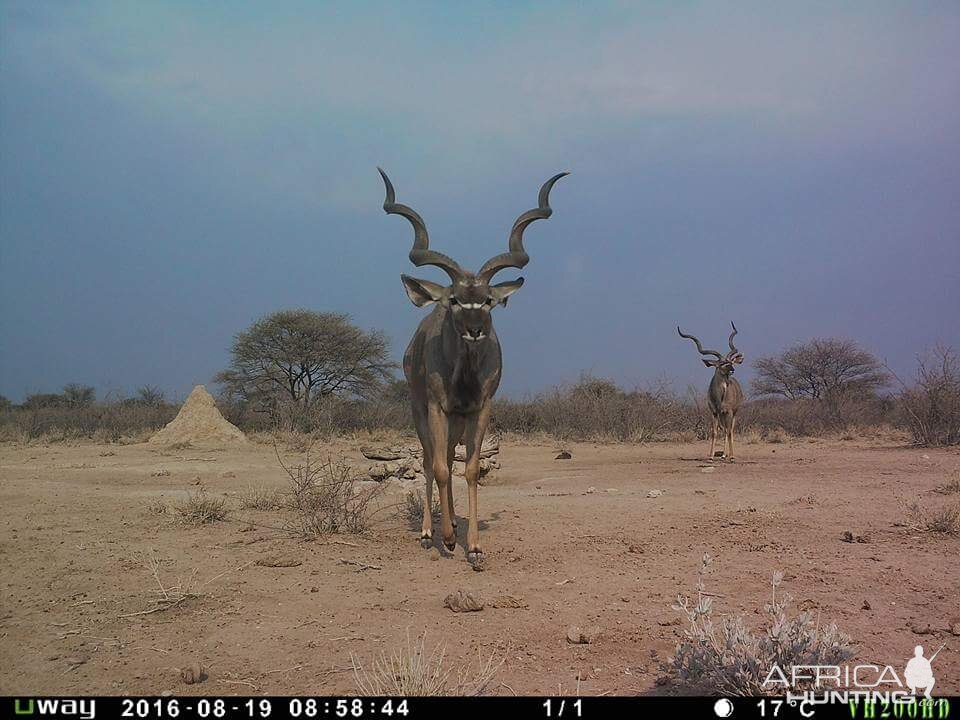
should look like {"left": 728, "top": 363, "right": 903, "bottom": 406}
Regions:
{"left": 401, "top": 274, "right": 446, "bottom": 307}
{"left": 490, "top": 277, "right": 524, "bottom": 307}
{"left": 702, "top": 358, "right": 719, "bottom": 368}
{"left": 730, "top": 353, "right": 744, "bottom": 365}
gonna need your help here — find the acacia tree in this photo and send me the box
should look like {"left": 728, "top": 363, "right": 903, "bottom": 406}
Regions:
{"left": 216, "top": 310, "right": 396, "bottom": 420}
{"left": 752, "top": 338, "right": 889, "bottom": 402}
{"left": 751, "top": 338, "right": 889, "bottom": 427}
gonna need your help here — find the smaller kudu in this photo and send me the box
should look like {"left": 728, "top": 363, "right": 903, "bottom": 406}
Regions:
{"left": 678, "top": 322, "right": 745, "bottom": 460}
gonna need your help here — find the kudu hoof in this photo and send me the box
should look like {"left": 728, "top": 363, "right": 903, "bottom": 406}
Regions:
{"left": 419, "top": 537, "right": 433, "bottom": 549}
{"left": 443, "top": 539, "right": 457, "bottom": 552}
{"left": 467, "top": 551, "right": 485, "bottom": 571}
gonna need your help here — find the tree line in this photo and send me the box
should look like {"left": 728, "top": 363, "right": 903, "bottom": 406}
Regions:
{"left": 1, "top": 309, "right": 956, "bottom": 446}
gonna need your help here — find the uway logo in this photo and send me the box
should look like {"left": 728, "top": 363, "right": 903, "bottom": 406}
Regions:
{"left": 13, "top": 698, "right": 96, "bottom": 719}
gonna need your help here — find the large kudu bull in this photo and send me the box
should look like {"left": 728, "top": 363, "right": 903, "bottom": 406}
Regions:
{"left": 378, "top": 168, "right": 567, "bottom": 568}
{"left": 678, "top": 322, "right": 745, "bottom": 460}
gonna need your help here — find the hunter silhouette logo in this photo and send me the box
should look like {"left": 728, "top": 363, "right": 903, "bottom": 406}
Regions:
{"left": 905, "top": 643, "right": 943, "bottom": 699}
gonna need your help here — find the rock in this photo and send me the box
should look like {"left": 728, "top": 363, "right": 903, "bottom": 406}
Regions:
{"left": 585, "top": 486, "right": 596, "bottom": 494}
{"left": 646, "top": 489, "right": 663, "bottom": 498}
{"left": 180, "top": 662, "right": 207, "bottom": 685}
{"left": 700, "top": 466, "right": 715, "bottom": 474}
{"left": 444, "top": 590, "right": 484, "bottom": 612}
{"left": 62, "top": 654, "right": 89, "bottom": 668}
{"left": 402, "top": 467, "right": 417, "bottom": 480}
{"left": 256, "top": 556, "right": 302, "bottom": 568}
{"left": 429, "top": 548, "right": 440, "bottom": 561}
{"left": 555, "top": 451, "right": 572, "bottom": 460}
{"left": 566, "top": 625, "right": 602, "bottom": 644}
{"left": 950, "top": 620, "right": 960, "bottom": 636}
{"left": 841, "top": 531, "right": 855, "bottom": 543}
{"left": 310, "top": 586, "right": 319, "bottom": 593}
{"left": 152, "top": 469, "right": 171, "bottom": 477}
{"left": 360, "top": 447, "right": 406, "bottom": 461}
{"left": 862, "top": 599, "right": 872, "bottom": 610}
{"left": 908, "top": 621, "right": 936, "bottom": 635}
{"left": 452, "top": 461, "right": 466, "bottom": 477}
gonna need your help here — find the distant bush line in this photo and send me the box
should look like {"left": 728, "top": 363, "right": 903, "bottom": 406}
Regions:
{"left": 2, "top": 359, "right": 957, "bottom": 447}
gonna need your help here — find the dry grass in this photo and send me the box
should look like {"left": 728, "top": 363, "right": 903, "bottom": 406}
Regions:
{"left": 174, "top": 488, "right": 227, "bottom": 525}
{"left": 763, "top": 427, "right": 789, "bottom": 444}
{"left": 120, "top": 551, "right": 251, "bottom": 618}
{"left": 934, "top": 472, "right": 960, "bottom": 495}
{"left": 908, "top": 501, "right": 960, "bottom": 534}
{"left": 238, "top": 484, "right": 284, "bottom": 511}
{"left": 351, "top": 631, "right": 505, "bottom": 696}
{"left": 397, "top": 488, "right": 440, "bottom": 531}
{"left": 145, "top": 498, "right": 170, "bottom": 516}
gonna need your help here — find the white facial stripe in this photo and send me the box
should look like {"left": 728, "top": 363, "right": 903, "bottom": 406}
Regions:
{"left": 461, "top": 333, "right": 487, "bottom": 342}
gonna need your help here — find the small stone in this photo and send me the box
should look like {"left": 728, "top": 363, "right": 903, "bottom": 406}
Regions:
{"left": 429, "top": 548, "right": 440, "bottom": 562}
{"left": 256, "top": 556, "right": 302, "bottom": 568}
{"left": 310, "top": 586, "right": 319, "bottom": 593}
{"left": 555, "top": 451, "right": 572, "bottom": 460}
{"left": 585, "top": 486, "right": 596, "bottom": 494}
{"left": 841, "top": 531, "right": 855, "bottom": 543}
{"left": 950, "top": 620, "right": 960, "bottom": 636}
{"left": 700, "top": 466, "right": 715, "bottom": 474}
{"left": 646, "top": 489, "right": 663, "bottom": 498}
{"left": 862, "top": 599, "right": 872, "bottom": 610}
{"left": 444, "top": 590, "right": 484, "bottom": 612}
{"left": 180, "top": 662, "right": 207, "bottom": 684}
{"left": 566, "top": 626, "right": 584, "bottom": 644}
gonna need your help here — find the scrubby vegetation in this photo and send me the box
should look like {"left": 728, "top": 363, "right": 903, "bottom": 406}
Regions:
{"left": 669, "top": 554, "right": 856, "bottom": 695}
{"left": 2, "top": 343, "right": 956, "bottom": 446}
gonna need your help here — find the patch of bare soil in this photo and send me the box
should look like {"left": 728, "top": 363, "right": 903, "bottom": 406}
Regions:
{"left": 0, "top": 436, "right": 957, "bottom": 695}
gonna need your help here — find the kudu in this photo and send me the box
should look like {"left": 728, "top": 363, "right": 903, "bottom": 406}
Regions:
{"left": 678, "top": 322, "right": 745, "bottom": 460}
{"left": 379, "top": 168, "right": 567, "bottom": 566}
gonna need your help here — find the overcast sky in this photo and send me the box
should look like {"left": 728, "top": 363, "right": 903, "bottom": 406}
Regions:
{"left": 1, "top": 1, "right": 958, "bottom": 402}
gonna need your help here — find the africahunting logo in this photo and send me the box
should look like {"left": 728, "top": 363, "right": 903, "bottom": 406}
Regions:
{"left": 763, "top": 642, "right": 952, "bottom": 716}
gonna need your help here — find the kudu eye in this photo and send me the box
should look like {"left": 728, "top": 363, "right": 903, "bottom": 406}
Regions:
{"left": 449, "top": 296, "right": 460, "bottom": 306}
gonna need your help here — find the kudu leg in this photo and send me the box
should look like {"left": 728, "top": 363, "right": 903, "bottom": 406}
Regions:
{"left": 427, "top": 405, "right": 457, "bottom": 551}
{"left": 709, "top": 415, "right": 718, "bottom": 460}
{"left": 411, "top": 403, "right": 435, "bottom": 548}
{"left": 463, "top": 406, "right": 491, "bottom": 568}
{"left": 446, "top": 415, "right": 465, "bottom": 532}
{"left": 727, "top": 415, "right": 736, "bottom": 460}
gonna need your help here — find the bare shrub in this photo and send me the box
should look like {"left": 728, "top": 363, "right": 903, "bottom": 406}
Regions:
{"left": 276, "top": 442, "right": 383, "bottom": 537}
{"left": 907, "top": 501, "right": 960, "bottom": 535}
{"left": 0, "top": 401, "right": 177, "bottom": 442}
{"left": 175, "top": 488, "right": 227, "bottom": 525}
{"left": 895, "top": 345, "right": 960, "bottom": 447}
{"left": 145, "top": 498, "right": 170, "bottom": 516}
{"left": 351, "top": 631, "right": 504, "bottom": 696}
{"left": 763, "top": 427, "right": 788, "bottom": 444}
{"left": 492, "top": 375, "right": 699, "bottom": 442}
{"left": 670, "top": 554, "right": 855, "bottom": 695}
{"left": 397, "top": 488, "right": 440, "bottom": 531}
{"left": 121, "top": 551, "right": 251, "bottom": 618}
{"left": 238, "top": 484, "right": 283, "bottom": 511}
{"left": 934, "top": 472, "right": 960, "bottom": 495}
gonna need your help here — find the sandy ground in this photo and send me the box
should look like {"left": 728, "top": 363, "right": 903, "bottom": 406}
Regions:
{"left": 1, "top": 434, "right": 958, "bottom": 696}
